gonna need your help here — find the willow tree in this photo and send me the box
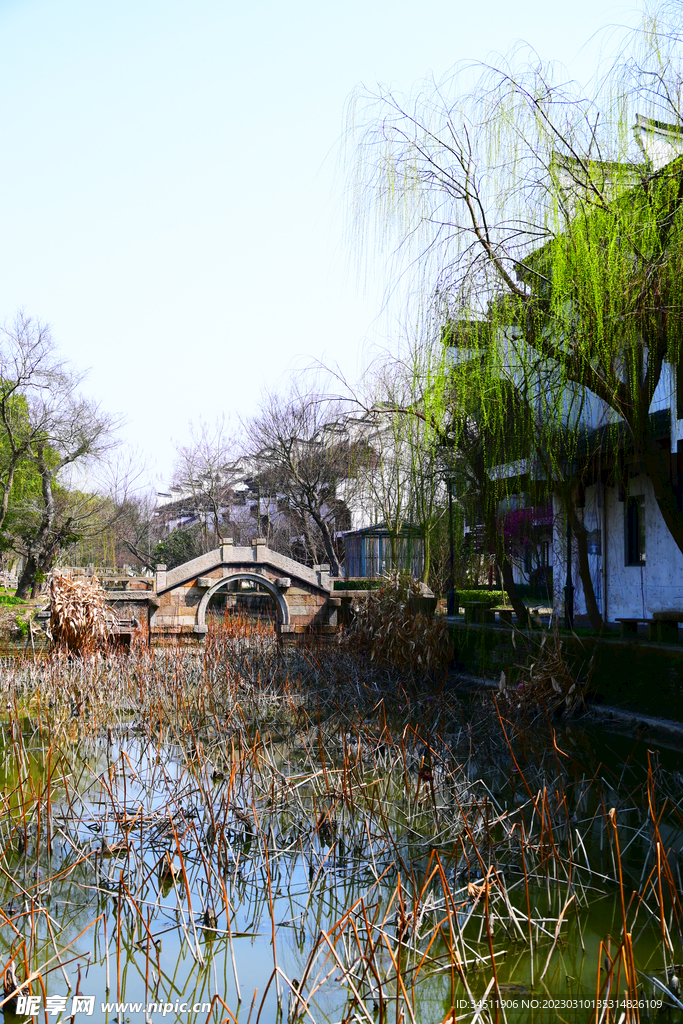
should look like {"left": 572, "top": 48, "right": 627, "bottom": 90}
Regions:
{"left": 350, "top": 347, "right": 448, "bottom": 583}
{"left": 438, "top": 329, "right": 538, "bottom": 626}
{"left": 345, "top": 3, "right": 683, "bottom": 576}
{"left": 345, "top": 323, "right": 533, "bottom": 620}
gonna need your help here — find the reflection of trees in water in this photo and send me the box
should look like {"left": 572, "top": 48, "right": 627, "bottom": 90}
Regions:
{"left": 0, "top": 852, "right": 97, "bottom": 980}
{"left": 0, "top": 732, "right": 228, "bottom": 1014}
{"left": 207, "top": 582, "right": 276, "bottom": 622}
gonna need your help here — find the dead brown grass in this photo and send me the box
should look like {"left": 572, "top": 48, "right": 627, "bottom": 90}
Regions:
{"left": 497, "top": 619, "right": 594, "bottom": 718}
{"left": 49, "top": 572, "right": 109, "bottom": 655}
{"left": 345, "top": 572, "right": 453, "bottom": 680}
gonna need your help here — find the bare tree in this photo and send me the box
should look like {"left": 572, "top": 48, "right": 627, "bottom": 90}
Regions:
{"left": 171, "top": 418, "right": 242, "bottom": 548}
{"left": 363, "top": 346, "right": 450, "bottom": 582}
{"left": 244, "top": 389, "right": 354, "bottom": 575}
{"left": 101, "top": 489, "right": 161, "bottom": 570}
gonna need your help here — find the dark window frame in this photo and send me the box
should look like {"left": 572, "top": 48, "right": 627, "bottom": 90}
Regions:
{"left": 541, "top": 540, "right": 550, "bottom": 567}
{"left": 625, "top": 495, "right": 646, "bottom": 567}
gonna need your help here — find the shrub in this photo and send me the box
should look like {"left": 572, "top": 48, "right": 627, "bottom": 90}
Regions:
{"left": 498, "top": 622, "right": 593, "bottom": 718}
{"left": 50, "top": 574, "right": 110, "bottom": 655}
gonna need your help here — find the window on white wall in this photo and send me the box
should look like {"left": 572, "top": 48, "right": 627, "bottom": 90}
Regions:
{"left": 625, "top": 496, "right": 646, "bottom": 566}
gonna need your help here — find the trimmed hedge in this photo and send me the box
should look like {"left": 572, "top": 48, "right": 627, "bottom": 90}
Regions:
{"left": 333, "top": 579, "right": 384, "bottom": 591}
{"left": 457, "top": 589, "right": 507, "bottom": 608}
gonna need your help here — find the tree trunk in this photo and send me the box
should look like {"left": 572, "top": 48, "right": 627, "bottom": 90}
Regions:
{"left": 642, "top": 437, "right": 683, "bottom": 558}
{"left": 499, "top": 557, "right": 529, "bottom": 629}
{"left": 16, "top": 550, "right": 38, "bottom": 600}
{"left": 300, "top": 516, "right": 318, "bottom": 566}
{"left": 564, "top": 492, "right": 604, "bottom": 632}
{"left": 15, "top": 457, "right": 57, "bottom": 599}
{"left": 422, "top": 527, "right": 431, "bottom": 585}
{"left": 388, "top": 530, "right": 398, "bottom": 569}
{"left": 481, "top": 496, "right": 528, "bottom": 627}
{"left": 309, "top": 509, "right": 342, "bottom": 576}
{"left": 0, "top": 459, "right": 19, "bottom": 537}
{"left": 30, "top": 542, "right": 61, "bottom": 599}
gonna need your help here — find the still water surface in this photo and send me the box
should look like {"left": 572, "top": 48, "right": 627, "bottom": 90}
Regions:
{"left": 1, "top": 691, "right": 681, "bottom": 1024}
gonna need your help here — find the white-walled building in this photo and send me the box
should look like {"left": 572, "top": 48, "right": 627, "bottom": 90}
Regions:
{"left": 456, "top": 115, "right": 683, "bottom": 624}
{"left": 551, "top": 424, "right": 683, "bottom": 623}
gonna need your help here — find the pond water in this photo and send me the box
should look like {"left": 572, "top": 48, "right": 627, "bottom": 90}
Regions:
{"left": 0, "top": 632, "right": 681, "bottom": 1024}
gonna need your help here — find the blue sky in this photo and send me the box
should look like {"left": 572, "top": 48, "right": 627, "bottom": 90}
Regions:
{"left": 0, "top": 0, "right": 638, "bottom": 486}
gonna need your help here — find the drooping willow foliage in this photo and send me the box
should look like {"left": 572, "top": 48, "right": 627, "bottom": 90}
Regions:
{"left": 344, "top": 2, "right": 683, "bottom": 588}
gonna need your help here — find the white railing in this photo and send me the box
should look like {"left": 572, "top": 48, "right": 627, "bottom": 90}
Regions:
{"left": 54, "top": 566, "right": 154, "bottom": 580}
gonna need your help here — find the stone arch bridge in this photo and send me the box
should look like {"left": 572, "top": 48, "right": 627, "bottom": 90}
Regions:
{"left": 104, "top": 539, "right": 341, "bottom": 646}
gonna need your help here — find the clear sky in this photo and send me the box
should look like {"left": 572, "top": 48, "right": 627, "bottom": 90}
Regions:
{"left": 0, "top": 0, "right": 637, "bottom": 488}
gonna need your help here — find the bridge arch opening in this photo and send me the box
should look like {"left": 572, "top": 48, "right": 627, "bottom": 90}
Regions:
{"left": 208, "top": 579, "right": 277, "bottom": 623}
{"left": 197, "top": 573, "right": 289, "bottom": 631}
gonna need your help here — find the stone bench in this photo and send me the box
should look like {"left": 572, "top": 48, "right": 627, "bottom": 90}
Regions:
{"left": 615, "top": 617, "right": 654, "bottom": 637}
{"left": 614, "top": 615, "right": 683, "bottom": 642}
{"left": 408, "top": 595, "right": 437, "bottom": 617}
{"left": 652, "top": 611, "right": 683, "bottom": 642}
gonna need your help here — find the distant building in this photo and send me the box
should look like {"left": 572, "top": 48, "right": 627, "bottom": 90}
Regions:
{"left": 343, "top": 523, "right": 424, "bottom": 579}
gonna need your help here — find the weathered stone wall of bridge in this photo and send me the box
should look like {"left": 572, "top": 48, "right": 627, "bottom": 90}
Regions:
{"left": 148, "top": 538, "right": 333, "bottom": 645}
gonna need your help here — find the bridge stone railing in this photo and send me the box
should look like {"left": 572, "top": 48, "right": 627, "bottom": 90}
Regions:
{"left": 159, "top": 539, "right": 331, "bottom": 595}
